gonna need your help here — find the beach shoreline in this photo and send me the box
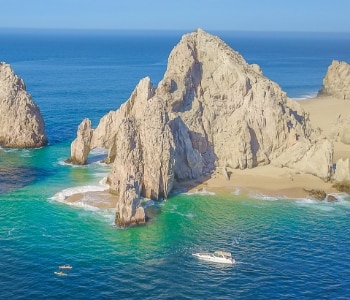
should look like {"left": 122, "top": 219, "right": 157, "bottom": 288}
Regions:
{"left": 175, "top": 165, "right": 339, "bottom": 199}
{"left": 65, "top": 164, "right": 341, "bottom": 210}
{"left": 65, "top": 94, "right": 350, "bottom": 208}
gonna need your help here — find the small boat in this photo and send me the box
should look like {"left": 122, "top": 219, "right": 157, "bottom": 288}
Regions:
{"left": 192, "top": 250, "right": 235, "bottom": 264}
{"left": 54, "top": 271, "right": 67, "bottom": 276}
{"left": 59, "top": 265, "right": 72, "bottom": 269}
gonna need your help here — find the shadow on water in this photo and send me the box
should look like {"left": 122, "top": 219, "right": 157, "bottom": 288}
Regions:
{"left": 0, "top": 166, "right": 53, "bottom": 194}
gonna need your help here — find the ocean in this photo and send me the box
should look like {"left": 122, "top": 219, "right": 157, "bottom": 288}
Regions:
{"left": 1, "top": 29, "right": 350, "bottom": 299}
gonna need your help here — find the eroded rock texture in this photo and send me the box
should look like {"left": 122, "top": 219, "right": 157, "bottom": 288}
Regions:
{"left": 319, "top": 60, "right": 350, "bottom": 100}
{"left": 0, "top": 62, "right": 47, "bottom": 148}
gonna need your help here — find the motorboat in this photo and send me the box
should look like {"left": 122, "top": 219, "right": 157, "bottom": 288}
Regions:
{"left": 192, "top": 250, "right": 235, "bottom": 264}
{"left": 54, "top": 271, "right": 67, "bottom": 276}
{"left": 59, "top": 265, "right": 72, "bottom": 269}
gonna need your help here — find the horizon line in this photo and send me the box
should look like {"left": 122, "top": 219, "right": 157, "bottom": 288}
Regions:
{"left": 0, "top": 27, "right": 349, "bottom": 35}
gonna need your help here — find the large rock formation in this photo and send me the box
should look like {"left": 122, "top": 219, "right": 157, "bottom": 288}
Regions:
{"left": 319, "top": 60, "right": 350, "bottom": 100}
{"left": 69, "top": 29, "right": 334, "bottom": 226}
{"left": 0, "top": 62, "right": 47, "bottom": 148}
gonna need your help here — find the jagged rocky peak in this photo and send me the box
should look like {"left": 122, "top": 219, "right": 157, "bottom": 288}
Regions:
{"left": 319, "top": 60, "right": 350, "bottom": 100}
{"left": 158, "top": 28, "right": 332, "bottom": 178}
{"left": 69, "top": 29, "right": 334, "bottom": 226}
{"left": 0, "top": 62, "right": 47, "bottom": 148}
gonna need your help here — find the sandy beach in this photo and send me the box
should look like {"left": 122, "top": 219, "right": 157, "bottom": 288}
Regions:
{"left": 66, "top": 95, "right": 350, "bottom": 207}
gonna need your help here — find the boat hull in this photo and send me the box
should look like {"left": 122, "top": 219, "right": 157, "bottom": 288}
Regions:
{"left": 192, "top": 252, "right": 235, "bottom": 264}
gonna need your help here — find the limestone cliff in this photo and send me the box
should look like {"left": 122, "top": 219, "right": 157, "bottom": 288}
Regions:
{"left": 69, "top": 29, "right": 334, "bottom": 226}
{"left": 319, "top": 60, "right": 350, "bottom": 100}
{"left": 0, "top": 62, "right": 47, "bottom": 148}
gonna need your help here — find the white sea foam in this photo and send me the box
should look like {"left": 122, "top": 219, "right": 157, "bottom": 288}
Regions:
{"left": 51, "top": 184, "right": 108, "bottom": 202}
{"left": 294, "top": 193, "right": 350, "bottom": 212}
{"left": 296, "top": 198, "right": 317, "bottom": 204}
{"left": 20, "top": 149, "right": 32, "bottom": 158}
{"left": 184, "top": 188, "right": 215, "bottom": 196}
{"left": 232, "top": 188, "right": 241, "bottom": 196}
{"left": 2, "top": 148, "right": 18, "bottom": 153}
{"left": 99, "top": 177, "right": 108, "bottom": 185}
{"left": 292, "top": 91, "right": 318, "bottom": 100}
{"left": 251, "top": 193, "right": 281, "bottom": 201}
{"left": 168, "top": 209, "right": 196, "bottom": 218}
{"left": 50, "top": 182, "right": 116, "bottom": 224}
{"left": 58, "top": 159, "right": 80, "bottom": 167}
{"left": 142, "top": 199, "right": 155, "bottom": 209}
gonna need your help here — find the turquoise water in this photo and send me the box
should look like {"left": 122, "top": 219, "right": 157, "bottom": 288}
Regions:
{"left": 1, "top": 30, "right": 350, "bottom": 299}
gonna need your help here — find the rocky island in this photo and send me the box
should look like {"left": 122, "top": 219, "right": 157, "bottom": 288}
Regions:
{"left": 68, "top": 29, "right": 349, "bottom": 227}
{"left": 0, "top": 62, "right": 47, "bottom": 148}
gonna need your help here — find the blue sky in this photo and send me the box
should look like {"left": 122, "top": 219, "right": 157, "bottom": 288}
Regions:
{"left": 1, "top": 0, "right": 349, "bottom": 32}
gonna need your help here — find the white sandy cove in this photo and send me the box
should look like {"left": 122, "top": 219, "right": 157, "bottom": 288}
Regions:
{"left": 59, "top": 95, "right": 349, "bottom": 209}
{"left": 51, "top": 177, "right": 118, "bottom": 210}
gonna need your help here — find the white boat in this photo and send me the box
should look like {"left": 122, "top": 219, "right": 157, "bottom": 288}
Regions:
{"left": 59, "top": 265, "right": 72, "bottom": 269}
{"left": 54, "top": 271, "right": 67, "bottom": 276}
{"left": 192, "top": 250, "right": 235, "bottom": 264}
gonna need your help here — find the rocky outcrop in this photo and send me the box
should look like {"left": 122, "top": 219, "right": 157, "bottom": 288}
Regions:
{"left": 69, "top": 29, "right": 334, "bottom": 226}
{"left": 319, "top": 60, "right": 350, "bottom": 100}
{"left": 0, "top": 62, "right": 47, "bottom": 148}
{"left": 304, "top": 189, "right": 327, "bottom": 201}
{"left": 108, "top": 95, "right": 175, "bottom": 226}
{"left": 68, "top": 118, "right": 93, "bottom": 164}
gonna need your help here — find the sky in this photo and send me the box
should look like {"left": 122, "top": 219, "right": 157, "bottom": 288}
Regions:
{"left": 1, "top": 0, "right": 349, "bottom": 32}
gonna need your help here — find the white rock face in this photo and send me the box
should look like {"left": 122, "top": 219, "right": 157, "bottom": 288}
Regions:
{"left": 333, "top": 158, "right": 350, "bottom": 182}
{"left": 0, "top": 62, "right": 47, "bottom": 148}
{"left": 330, "top": 114, "right": 350, "bottom": 144}
{"left": 69, "top": 118, "right": 93, "bottom": 164}
{"left": 319, "top": 60, "right": 350, "bottom": 100}
{"left": 69, "top": 29, "right": 334, "bottom": 226}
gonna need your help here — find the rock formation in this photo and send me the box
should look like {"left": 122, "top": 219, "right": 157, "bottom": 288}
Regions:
{"left": 317, "top": 60, "right": 350, "bottom": 181}
{"left": 319, "top": 60, "right": 350, "bottom": 100}
{"left": 318, "top": 60, "right": 350, "bottom": 145}
{"left": 69, "top": 29, "right": 334, "bottom": 226}
{"left": 0, "top": 62, "right": 47, "bottom": 148}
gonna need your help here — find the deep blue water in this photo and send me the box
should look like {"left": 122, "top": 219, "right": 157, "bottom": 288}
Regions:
{"left": 1, "top": 29, "right": 350, "bottom": 299}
